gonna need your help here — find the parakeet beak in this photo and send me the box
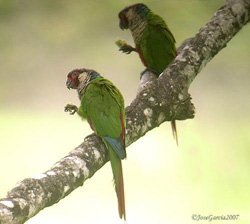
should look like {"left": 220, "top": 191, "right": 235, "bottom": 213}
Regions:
{"left": 119, "top": 20, "right": 125, "bottom": 30}
{"left": 66, "top": 78, "right": 72, "bottom": 89}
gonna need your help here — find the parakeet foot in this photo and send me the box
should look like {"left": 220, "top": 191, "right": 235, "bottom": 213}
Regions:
{"left": 64, "top": 103, "right": 78, "bottom": 115}
{"left": 115, "top": 39, "right": 136, "bottom": 54}
{"left": 119, "top": 45, "right": 136, "bottom": 54}
{"left": 140, "top": 67, "right": 161, "bottom": 79}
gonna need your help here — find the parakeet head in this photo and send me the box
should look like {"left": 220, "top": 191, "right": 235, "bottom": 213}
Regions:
{"left": 118, "top": 3, "right": 150, "bottom": 30}
{"left": 66, "top": 68, "right": 100, "bottom": 90}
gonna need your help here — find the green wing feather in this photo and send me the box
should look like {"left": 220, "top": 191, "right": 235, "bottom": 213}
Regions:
{"left": 137, "top": 12, "right": 178, "bottom": 145}
{"left": 139, "top": 13, "right": 176, "bottom": 73}
{"left": 77, "top": 77, "right": 126, "bottom": 219}
{"left": 77, "top": 77, "right": 126, "bottom": 157}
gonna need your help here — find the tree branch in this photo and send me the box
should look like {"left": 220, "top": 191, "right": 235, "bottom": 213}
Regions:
{"left": 0, "top": 0, "right": 249, "bottom": 223}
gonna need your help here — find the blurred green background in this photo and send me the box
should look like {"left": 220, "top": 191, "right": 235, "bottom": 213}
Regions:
{"left": 0, "top": 0, "right": 250, "bottom": 223}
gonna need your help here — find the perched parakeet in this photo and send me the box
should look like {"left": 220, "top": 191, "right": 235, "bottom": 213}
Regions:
{"left": 117, "top": 3, "right": 178, "bottom": 145}
{"left": 64, "top": 68, "right": 126, "bottom": 220}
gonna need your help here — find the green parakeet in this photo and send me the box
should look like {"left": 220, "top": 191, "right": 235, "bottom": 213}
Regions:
{"left": 116, "top": 3, "right": 178, "bottom": 145}
{"left": 65, "top": 68, "right": 126, "bottom": 220}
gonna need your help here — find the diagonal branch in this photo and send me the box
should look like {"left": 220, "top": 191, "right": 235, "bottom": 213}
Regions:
{"left": 0, "top": 0, "right": 249, "bottom": 223}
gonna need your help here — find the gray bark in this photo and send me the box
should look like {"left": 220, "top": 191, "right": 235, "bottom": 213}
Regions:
{"left": 0, "top": 0, "right": 249, "bottom": 223}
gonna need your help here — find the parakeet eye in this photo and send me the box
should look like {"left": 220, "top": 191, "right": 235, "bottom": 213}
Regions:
{"left": 119, "top": 15, "right": 129, "bottom": 28}
{"left": 72, "top": 73, "right": 77, "bottom": 79}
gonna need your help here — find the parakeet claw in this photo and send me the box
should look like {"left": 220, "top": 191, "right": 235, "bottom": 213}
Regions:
{"left": 119, "top": 45, "right": 136, "bottom": 54}
{"left": 140, "top": 67, "right": 161, "bottom": 79}
{"left": 84, "top": 133, "right": 96, "bottom": 142}
{"left": 64, "top": 104, "right": 78, "bottom": 115}
{"left": 115, "top": 39, "right": 136, "bottom": 54}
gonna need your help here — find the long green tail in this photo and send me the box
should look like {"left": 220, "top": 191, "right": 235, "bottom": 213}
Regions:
{"left": 107, "top": 145, "right": 126, "bottom": 220}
